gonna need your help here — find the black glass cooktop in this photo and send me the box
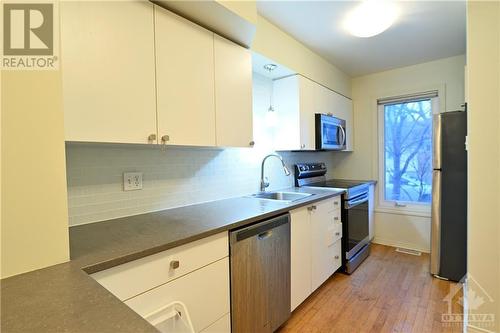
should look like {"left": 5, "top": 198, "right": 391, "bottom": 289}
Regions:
{"left": 309, "top": 179, "right": 370, "bottom": 189}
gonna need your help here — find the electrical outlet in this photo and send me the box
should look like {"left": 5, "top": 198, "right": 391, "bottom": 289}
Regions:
{"left": 123, "top": 172, "right": 143, "bottom": 191}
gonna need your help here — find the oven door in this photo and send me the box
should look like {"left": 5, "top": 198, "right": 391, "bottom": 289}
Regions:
{"left": 343, "top": 193, "right": 370, "bottom": 260}
{"left": 315, "top": 114, "right": 346, "bottom": 150}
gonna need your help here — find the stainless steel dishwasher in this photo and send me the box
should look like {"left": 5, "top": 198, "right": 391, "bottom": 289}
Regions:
{"left": 230, "top": 213, "right": 291, "bottom": 333}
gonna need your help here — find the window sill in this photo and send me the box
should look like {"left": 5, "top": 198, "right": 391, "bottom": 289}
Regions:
{"left": 375, "top": 206, "right": 431, "bottom": 218}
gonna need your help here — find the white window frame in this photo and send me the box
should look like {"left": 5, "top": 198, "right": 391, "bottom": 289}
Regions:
{"left": 377, "top": 92, "right": 439, "bottom": 215}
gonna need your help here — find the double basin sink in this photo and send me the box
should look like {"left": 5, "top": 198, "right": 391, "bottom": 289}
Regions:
{"left": 247, "top": 191, "right": 314, "bottom": 203}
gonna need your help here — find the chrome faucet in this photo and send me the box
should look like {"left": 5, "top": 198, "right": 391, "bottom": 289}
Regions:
{"left": 260, "top": 154, "right": 291, "bottom": 192}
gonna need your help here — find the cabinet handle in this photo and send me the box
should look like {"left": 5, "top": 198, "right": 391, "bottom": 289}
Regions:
{"left": 170, "top": 260, "right": 180, "bottom": 269}
{"left": 307, "top": 205, "right": 316, "bottom": 211}
{"left": 148, "top": 134, "right": 156, "bottom": 143}
{"left": 335, "top": 232, "right": 340, "bottom": 236}
{"left": 334, "top": 201, "right": 339, "bottom": 206}
{"left": 249, "top": 141, "right": 255, "bottom": 147}
{"left": 334, "top": 216, "right": 339, "bottom": 221}
{"left": 334, "top": 255, "right": 339, "bottom": 260}
{"left": 301, "top": 144, "right": 306, "bottom": 149}
{"left": 161, "top": 135, "right": 170, "bottom": 143}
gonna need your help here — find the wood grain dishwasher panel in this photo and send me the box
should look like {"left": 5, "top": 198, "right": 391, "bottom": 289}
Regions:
{"left": 230, "top": 214, "right": 291, "bottom": 332}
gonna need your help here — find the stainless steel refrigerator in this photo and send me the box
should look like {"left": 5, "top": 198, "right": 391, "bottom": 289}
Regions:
{"left": 430, "top": 111, "right": 467, "bottom": 281}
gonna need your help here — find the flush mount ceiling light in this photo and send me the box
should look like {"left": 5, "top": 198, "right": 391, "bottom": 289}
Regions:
{"left": 263, "top": 63, "right": 277, "bottom": 72}
{"left": 344, "top": 0, "right": 398, "bottom": 38}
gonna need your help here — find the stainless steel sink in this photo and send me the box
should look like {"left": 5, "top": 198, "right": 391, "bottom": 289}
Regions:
{"left": 248, "top": 191, "right": 314, "bottom": 202}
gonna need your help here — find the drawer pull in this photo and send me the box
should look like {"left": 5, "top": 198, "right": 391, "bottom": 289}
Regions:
{"left": 334, "top": 255, "right": 339, "bottom": 260}
{"left": 335, "top": 232, "right": 340, "bottom": 236}
{"left": 307, "top": 205, "right": 317, "bottom": 211}
{"left": 334, "top": 217, "right": 339, "bottom": 221}
{"left": 334, "top": 201, "right": 339, "bottom": 206}
{"left": 170, "top": 260, "right": 180, "bottom": 269}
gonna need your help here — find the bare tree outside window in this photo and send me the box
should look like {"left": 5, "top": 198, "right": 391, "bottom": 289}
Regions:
{"left": 384, "top": 99, "right": 433, "bottom": 203}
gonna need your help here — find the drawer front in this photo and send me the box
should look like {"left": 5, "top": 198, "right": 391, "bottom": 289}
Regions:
{"left": 125, "top": 258, "right": 230, "bottom": 333}
{"left": 330, "top": 196, "right": 341, "bottom": 211}
{"left": 315, "top": 196, "right": 341, "bottom": 213}
{"left": 327, "top": 223, "right": 343, "bottom": 246}
{"left": 200, "top": 313, "right": 230, "bottom": 333}
{"left": 332, "top": 208, "right": 341, "bottom": 223}
{"left": 332, "top": 239, "right": 342, "bottom": 272}
{"left": 92, "top": 232, "right": 228, "bottom": 301}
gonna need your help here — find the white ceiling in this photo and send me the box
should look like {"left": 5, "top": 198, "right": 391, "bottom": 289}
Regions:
{"left": 257, "top": 1, "right": 466, "bottom": 77}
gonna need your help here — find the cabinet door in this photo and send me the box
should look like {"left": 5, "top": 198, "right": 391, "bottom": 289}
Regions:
{"left": 331, "top": 92, "right": 354, "bottom": 151}
{"left": 200, "top": 313, "right": 230, "bottom": 333}
{"left": 273, "top": 76, "right": 301, "bottom": 150}
{"left": 310, "top": 199, "right": 337, "bottom": 290}
{"left": 290, "top": 206, "right": 312, "bottom": 311}
{"left": 214, "top": 35, "right": 253, "bottom": 147}
{"left": 314, "top": 84, "right": 332, "bottom": 116}
{"left": 61, "top": 1, "right": 157, "bottom": 144}
{"left": 125, "top": 258, "right": 230, "bottom": 333}
{"left": 298, "top": 76, "right": 316, "bottom": 150}
{"left": 155, "top": 6, "right": 216, "bottom": 147}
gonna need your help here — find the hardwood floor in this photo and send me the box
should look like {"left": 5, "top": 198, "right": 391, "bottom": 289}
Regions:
{"left": 279, "top": 244, "right": 463, "bottom": 333}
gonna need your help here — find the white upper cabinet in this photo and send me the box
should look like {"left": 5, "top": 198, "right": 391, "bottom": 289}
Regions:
{"left": 273, "top": 75, "right": 315, "bottom": 150}
{"left": 61, "top": 1, "right": 157, "bottom": 144}
{"left": 272, "top": 74, "right": 354, "bottom": 151}
{"left": 314, "top": 84, "right": 354, "bottom": 151}
{"left": 331, "top": 92, "right": 354, "bottom": 151}
{"left": 214, "top": 35, "right": 254, "bottom": 148}
{"left": 154, "top": 6, "right": 216, "bottom": 147}
{"left": 62, "top": 3, "right": 252, "bottom": 148}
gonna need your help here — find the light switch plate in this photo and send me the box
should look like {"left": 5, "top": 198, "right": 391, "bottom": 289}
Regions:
{"left": 123, "top": 172, "right": 143, "bottom": 191}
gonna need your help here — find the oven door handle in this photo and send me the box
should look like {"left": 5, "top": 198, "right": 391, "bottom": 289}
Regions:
{"left": 345, "top": 193, "right": 369, "bottom": 209}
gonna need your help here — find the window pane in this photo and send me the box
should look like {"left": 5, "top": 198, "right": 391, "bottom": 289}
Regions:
{"left": 384, "top": 99, "right": 433, "bottom": 203}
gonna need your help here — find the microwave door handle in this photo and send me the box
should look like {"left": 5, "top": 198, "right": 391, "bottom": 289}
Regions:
{"left": 335, "top": 124, "right": 341, "bottom": 145}
{"left": 340, "top": 125, "right": 346, "bottom": 147}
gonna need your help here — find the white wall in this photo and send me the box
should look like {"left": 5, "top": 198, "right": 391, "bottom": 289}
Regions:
{"left": 253, "top": 15, "right": 351, "bottom": 98}
{"left": 466, "top": 2, "right": 500, "bottom": 332}
{"left": 66, "top": 74, "right": 338, "bottom": 226}
{"left": 330, "top": 55, "right": 466, "bottom": 252}
{"left": 2, "top": 71, "right": 70, "bottom": 278}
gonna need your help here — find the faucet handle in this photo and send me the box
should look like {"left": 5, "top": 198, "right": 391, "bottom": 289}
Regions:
{"left": 261, "top": 177, "right": 270, "bottom": 191}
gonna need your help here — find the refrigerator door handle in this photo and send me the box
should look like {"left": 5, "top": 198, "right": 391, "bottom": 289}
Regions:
{"left": 433, "top": 114, "right": 442, "bottom": 170}
{"left": 430, "top": 169, "right": 441, "bottom": 276}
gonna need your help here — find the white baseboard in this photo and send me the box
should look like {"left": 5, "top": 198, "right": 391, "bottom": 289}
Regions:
{"left": 467, "top": 324, "right": 497, "bottom": 333}
{"left": 372, "top": 237, "right": 430, "bottom": 254}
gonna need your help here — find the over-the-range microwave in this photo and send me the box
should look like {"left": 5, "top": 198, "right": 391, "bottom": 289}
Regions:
{"left": 315, "top": 114, "right": 347, "bottom": 150}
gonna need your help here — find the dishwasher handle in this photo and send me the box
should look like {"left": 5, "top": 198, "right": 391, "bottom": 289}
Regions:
{"left": 230, "top": 213, "right": 290, "bottom": 243}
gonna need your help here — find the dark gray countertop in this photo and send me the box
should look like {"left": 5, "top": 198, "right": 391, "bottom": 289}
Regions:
{"left": 1, "top": 187, "right": 344, "bottom": 333}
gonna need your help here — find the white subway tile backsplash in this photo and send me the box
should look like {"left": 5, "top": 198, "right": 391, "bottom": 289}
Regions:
{"left": 65, "top": 143, "right": 340, "bottom": 226}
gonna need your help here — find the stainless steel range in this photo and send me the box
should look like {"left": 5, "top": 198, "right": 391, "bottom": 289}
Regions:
{"left": 295, "top": 162, "right": 371, "bottom": 274}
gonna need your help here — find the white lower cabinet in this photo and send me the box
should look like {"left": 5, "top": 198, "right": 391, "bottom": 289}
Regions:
{"left": 290, "top": 196, "right": 343, "bottom": 311}
{"left": 92, "top": 232, "right": 228, "bottom": 301}
{"left": 125, "top": 258, "right": 230, "bottom": 333}
{"left": 290, "top": 207, "right": 312, "bottom": 311}
{"left": 91, "top": 232, "right": 230, "bottom": 333}
{"left": 311, "top": 199, "right": 342, "bottom": 291}
{"left": 200, "top": 313, "right": 231, "bottom": 333}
